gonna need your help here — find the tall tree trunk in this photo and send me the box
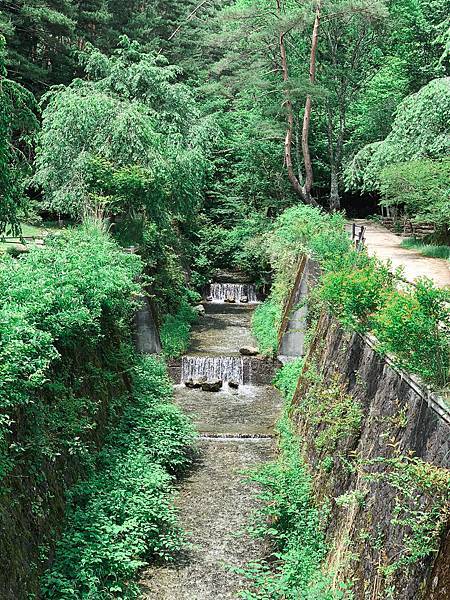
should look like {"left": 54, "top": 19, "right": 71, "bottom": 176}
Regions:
{"left": 277, "top": 0, "right": 318, "bottom": 206}
{"left": 302, "top": 0, "right": 321, "bottom": 203}
{"left": 326, "top": 91, "right": 345, "bottom": 211}
{"left": 327, "top": 104, "right": 342, "bottom": 211}
{"left": 329, "top": 166, "right": 340, "bottom": 210}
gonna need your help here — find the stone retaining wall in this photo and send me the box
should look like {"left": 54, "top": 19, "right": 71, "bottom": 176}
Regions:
{"left": 292, "top": 313, "right": 449, "bottom": 599}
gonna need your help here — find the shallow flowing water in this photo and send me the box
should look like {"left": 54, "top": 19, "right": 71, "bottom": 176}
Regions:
{"left": 206, "top": 283, "right": 259, "bottom": 303}
{"left": 181, "top": 356, "right": 244, "bottom": 384}
{"left": 141, "top": 292, "right": 281, "bottom": 599}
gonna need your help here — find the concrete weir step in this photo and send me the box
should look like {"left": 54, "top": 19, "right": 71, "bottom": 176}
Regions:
{"left": 168, "top": 356, "right": 281, "bottom": 386}
{"left": 200, "top": 432, "right": 274, "bottom": 440}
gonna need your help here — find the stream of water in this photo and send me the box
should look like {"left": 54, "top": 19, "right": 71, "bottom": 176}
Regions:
{"left": 206, "top": 282, "right": 258, "bottom": 303}
{"left": 181, "top": 355, "right": 244, "bottom": 383}
{"left": 141, "top": 281, "right": 281, "bottom": 599}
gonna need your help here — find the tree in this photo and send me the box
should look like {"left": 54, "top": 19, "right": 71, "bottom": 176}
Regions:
{"left": 379, "top": 159, "right": 450, "bottom": 237}
{"left": 345, "top": 77, "right": 450, "bottom": 191}
{"left": 316, "top": 1, "right": 388, "bottom": 210}
{"left": 0, "top": 36, "right": 38, "bottom": 235}
{"left": 0, "top": 0, "right": 76, "bottom": 92}
{"left": 34, "top": 38, "right": 212, "bottom": 223}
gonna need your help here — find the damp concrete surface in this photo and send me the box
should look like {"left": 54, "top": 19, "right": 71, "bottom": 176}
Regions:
{"left": 141, "top": 297, "right": 281, "bottom": 599}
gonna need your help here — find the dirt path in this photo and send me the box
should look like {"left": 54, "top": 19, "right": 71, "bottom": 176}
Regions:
{"left": 352, "top": 220, "right": 450, "bottom": 288}
{"left": 141, "top": 301, "right": 281, "bottom": 599}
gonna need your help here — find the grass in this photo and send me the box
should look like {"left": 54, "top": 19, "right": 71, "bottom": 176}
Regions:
{"left": 400, "top": 238, "right": 450, "bottom": 260}
{"left": 0, "top": 221, "right": 62, "bottom": 254}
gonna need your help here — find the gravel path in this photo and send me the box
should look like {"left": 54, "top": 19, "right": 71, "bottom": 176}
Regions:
{"left": 353, "top": 220, "right": 450, "bottom": 288}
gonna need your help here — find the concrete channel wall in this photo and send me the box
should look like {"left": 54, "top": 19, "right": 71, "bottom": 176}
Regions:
{"left": 278, "top": 257, "right": 320, "bottom": 358}
{"left": 279, "top": 257, "right": 450, "bottom": 600}
{"left": 134, "top": 295, "right": 161, "bottom": 354}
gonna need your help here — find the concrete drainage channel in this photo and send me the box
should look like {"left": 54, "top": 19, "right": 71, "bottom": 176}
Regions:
{"left": 141, "top": 282, "right": 282, "bottom": 599}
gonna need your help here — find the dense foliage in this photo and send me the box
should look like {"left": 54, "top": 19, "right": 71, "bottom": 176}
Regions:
{"left": 0, "top": 224, "right": 198, "bottom": 597}
{"left": 34, "top": 38, "right": 212, "bottom": 222}
{"left": 252, "top": 205, "right": 350, "bottom": 355}
{"left": 160, "top": 296, "right": 199, "bottom": 358}
{"left": 0, "top": 223, "right": 141, "bottom": 478}
{"left": 0, "top": 35, "right": 38, "bottom": 235}
{"left": 345, "top": 78, "right": 450, "bottom": 232}
{"left": 41, "top": 357, "right": 196, "bottom": 599}
{"left": 0, "top": 224, "right": 148, "bottom": 594}
{"left": 253, "top": 205, "right": 450, "bottom": 387}
{"left": 0, "top": 1, "right": 449, "bottom": 597}
{"left": 241, "top": 366, "right": 350, "bottom": 599}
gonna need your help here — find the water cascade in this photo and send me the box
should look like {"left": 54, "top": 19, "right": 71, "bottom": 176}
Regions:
{"left": 182, "top": 356, "right": 244, "bottom": 384}
{"left": 206, "top": 283, "right": 258, "bottom": 304}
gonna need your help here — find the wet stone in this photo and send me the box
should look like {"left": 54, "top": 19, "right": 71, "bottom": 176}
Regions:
{"left": 201, "top": 380, "right": 223, "bottom": 392}
{"left": 239, "top": 346, "right": 259, "bottom": 356}
{"left": 185, "top": 377, "right": 206, "bottom": 389}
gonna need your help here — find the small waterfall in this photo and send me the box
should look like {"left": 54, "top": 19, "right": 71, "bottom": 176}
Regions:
{"left": 206, "top": 283, "right": 258, "bottom": 304}
{"left": 182, "top": 356, "right": 244, "bottom": 384}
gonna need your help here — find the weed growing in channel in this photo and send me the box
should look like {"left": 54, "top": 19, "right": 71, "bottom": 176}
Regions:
{"left": 160, "top": 298, "right": 198, "bottom": 358}
{"left": 238, "top": 362, "right": 353, "bottom": 600}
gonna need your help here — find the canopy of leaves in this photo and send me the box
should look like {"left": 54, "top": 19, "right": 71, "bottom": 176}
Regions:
{"left": 34, "top": 37, "right": 213, "bottom": 223}
{"left": 379, "top": 159, "right": 450, "bottom": 229}
{"left": 345, "top": 77, "right": 450, "bottom": 191}
{"left": 0, "top": 35, "right": 38, "bottom": 235}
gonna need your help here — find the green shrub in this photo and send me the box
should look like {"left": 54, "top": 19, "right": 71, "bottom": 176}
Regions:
{"left": 252, "top": 205, "right": 351, "bottom": 357}
{"left": 114, "top": 357, "right": 197, "bottom": 472}
{"left": 252, "top": 299, "right": 282, "bottom": 356}
{"left": 318, "top": 252, "right": 393, "bottom": 331}
{"left": 373, "top": 279, "right": 450, "bottom": 386}
{"left": 0, "top": 223, "right": 146, "bottom": 596}
{"left": 160, "top": 299, "right": 198, "bottom": 358}
{"left": 197, "top": 216, "right": 272, "bottom": 285}
{"left": 273, "top": 358, "right": 303, "bottom": 401}
{"left": 260, "top": 204, "right": 449, "bottom": 388}
{"left": 41, "top": 357, "right": 197, "bottom": 599}
{"left": 379, "top": 159, "right": 450, "bottom": 234}
{"left": 0, "top": 223, "right": 142, "bottom": 479}
{"left": 241, "top": 413, "right": 349, "bottom": 599}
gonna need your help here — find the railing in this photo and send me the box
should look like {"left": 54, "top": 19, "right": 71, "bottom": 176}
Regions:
{"left": 2, "top": 236, "right": 45, "bottom": 244}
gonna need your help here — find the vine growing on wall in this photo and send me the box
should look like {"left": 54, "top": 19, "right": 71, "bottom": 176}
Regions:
{"left": 363, "top": 456, "right": 450, "bottom": 580}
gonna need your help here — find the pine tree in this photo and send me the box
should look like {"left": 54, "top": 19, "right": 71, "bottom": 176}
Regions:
{"left": 1, "top": 0, "right": 76, "bottom": 92}
{"left": 0, "top": 35, "right": 38, "bottom": 234}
